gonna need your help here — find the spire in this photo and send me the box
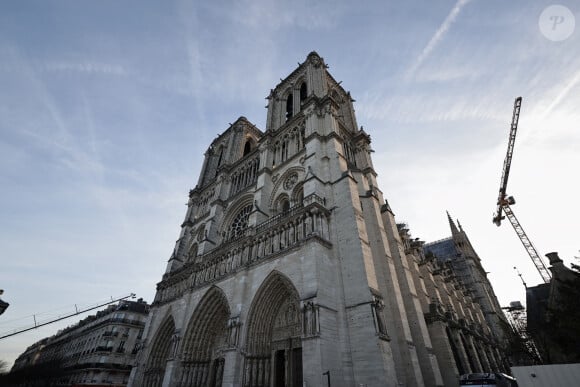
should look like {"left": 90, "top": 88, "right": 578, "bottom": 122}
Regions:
{"left": 447, "top": 211, "right": 459, "bottom": 236}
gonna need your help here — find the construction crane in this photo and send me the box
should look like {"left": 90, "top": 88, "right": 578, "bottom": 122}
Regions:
{"left": 493, "top": 97, "right": 552, "bottom": 284}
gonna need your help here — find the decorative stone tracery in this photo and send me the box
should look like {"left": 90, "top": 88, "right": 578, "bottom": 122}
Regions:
{"left": 268, "top": 167, "right": 305, "bottom": 210}
{"left": 227, "top": 204, "right": 253, "bottom": 241}
{"left": 283, "top": 172, "right": 298, "bottom": 191}
{"left": 155, "top": 195, "right": 331, "bottom": 305}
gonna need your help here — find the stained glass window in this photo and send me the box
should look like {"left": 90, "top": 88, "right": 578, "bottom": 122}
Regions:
{"left": 229, "top": 204, "right": 252, "bottom": 239}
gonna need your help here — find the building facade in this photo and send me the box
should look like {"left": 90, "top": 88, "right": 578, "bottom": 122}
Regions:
{"left": 526, "top": 252, "right": 580, "bottom": 364}
{"left": 11, "top": 299, "right": 149, "bottom": 386}
{"left": 128, "top": 52, "right": 509, "bottom": 387}
{"left": 424, "top": 213, "right": 512, "bottom": 344}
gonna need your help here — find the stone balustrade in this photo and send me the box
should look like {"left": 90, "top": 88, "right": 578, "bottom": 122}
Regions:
{"left": 154, "top": 195, "right": 331, "bottom": 305}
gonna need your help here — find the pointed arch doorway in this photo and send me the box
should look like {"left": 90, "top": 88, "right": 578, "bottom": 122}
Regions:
{"left": 179, "top": 286, "right": 230, "bottom": 386}
{"left": 143, "top": 316, "right": 175, "bottom": 387}
{"left": 244, "top": 272, "right": 303, "bottom": 387}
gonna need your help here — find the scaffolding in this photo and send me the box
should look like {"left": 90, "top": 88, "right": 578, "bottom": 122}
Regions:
{"left": 502, "top": 301, "right": 542, "bottom": 364}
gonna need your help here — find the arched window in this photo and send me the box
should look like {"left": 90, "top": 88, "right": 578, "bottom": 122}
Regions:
{"left": 281, "top": 198, "right": 290, "bottom": 213}
{"left": 215, "top": 146, "right": 225, "bottom": 177}
{"left": 293, "top": 185, "right": 304, "bottom": 207}
{"left": 300, "top": 82, "right": 307, "bottom": 103}
{"left": 275, "top": 194, "right": 290, "bottom": 215}
{"left": 285, "top": 93, "right": 293, "bottom": 121}
{"left": 217, "top": 146, "right": 224, "bottom": 166}
{"left": 243, "top": 140, "right": 253, "bottom": 156}
{"left": 228, "top": 204, "right": 253, "bottom": 240}
{"left": 281, "top": 139, "right": 286, "bottom": 162}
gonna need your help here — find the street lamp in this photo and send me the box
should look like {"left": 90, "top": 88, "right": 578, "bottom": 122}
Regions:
{"left": 0, "top": 290, "right": 9, "bottom": 316}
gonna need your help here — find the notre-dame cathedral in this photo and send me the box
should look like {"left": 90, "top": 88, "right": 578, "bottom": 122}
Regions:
{"left": 128, "top": 52, "right": 511, "bottom": 387}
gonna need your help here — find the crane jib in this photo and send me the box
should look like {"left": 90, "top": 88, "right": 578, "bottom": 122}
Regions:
{"left": 493, "top": 97, "right": 551, "bottom": 284}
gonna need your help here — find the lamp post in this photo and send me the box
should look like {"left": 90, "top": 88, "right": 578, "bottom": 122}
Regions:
{"left": 0, "top": 290, "right": 9, "bottom": 316}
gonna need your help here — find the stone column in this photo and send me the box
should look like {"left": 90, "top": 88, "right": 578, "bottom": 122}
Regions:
{"left": 222, "top": 350, "right": 244, "bottom": 387}
{"left": 463, "top": 334, "right": 483, "bottom": 373}
{"left": 474, "top": 340, "right": 491, "bottom": 371}
{"left": 428, "top": 321, "right": 460, "bottom": 387}
{"left": 450, "top": 328, "right": 472, "bottom": 374}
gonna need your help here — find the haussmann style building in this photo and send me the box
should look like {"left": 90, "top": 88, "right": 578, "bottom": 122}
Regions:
{"left": 128, "top": 52, "right": 511, "bottom": 387}
{"left": 11, "top": 299, "right": 149, "bottom": 387}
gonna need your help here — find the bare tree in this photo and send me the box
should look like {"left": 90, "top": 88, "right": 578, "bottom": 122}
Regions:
{"left": 0, "top": 359, "right": 8, "bottom": 374}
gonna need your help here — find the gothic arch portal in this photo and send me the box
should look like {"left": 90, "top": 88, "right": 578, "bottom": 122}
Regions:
{"left": 143, "top": 315, "right": 176, "bottom": 387}
{"left": 243, "top": 271, "right": 303, "bottom": 387}
{"left": 179, "top": 286, "right": 231, "bottom": 386}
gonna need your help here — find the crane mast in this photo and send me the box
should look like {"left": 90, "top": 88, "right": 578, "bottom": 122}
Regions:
{"left": 493, "top": 97, "right": 551, "bottom": 284}
{"left": 493, "top": 96, "right": 521, "bottom": 226}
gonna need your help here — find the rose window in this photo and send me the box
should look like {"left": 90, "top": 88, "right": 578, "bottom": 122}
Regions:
{"left": 228, "top": 204, "right": 253, "bottom": 239}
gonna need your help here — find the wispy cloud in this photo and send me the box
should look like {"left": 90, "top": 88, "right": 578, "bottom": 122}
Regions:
{"left": 0, "top": 59, "right": 126, "bottom": 76}
{"left": 406, "top": 0, "right": 473, "bottom": 80}
{"left": 232, "top": 0, "right": 343, "bottom": 30}
{"left": 359, "top": 93, "right": 505, "bottom": 123}
{"left": 175, "top": 0, "right": 209, "bottom": 123}
{"left": 15, "top": 61, "right": 105, "bottom": 177}
{"left": 541, "top": 68, "right": 580, "bottom": 118}
{"left": 39, "top": 61, "right": 126, "bottom": 75}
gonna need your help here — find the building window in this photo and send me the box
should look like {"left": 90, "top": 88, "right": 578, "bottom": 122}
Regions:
{"left": 286, "top": 93, "right": 293, "bottom": 121}
{"left": 292, "top": 185, "right": 304, "bottom": 207}
{"left": 300, "top": 82, "right": 307, "bottom": 103}
{"left": 275, "top": 194, "right": 291, "bottom": 215}
{"left": 243, "top": 140, "right": 253, "bottom": 156}
{"left": 228, "top": 204, "right": 253, "bottom": 240}
{"left": 281, "top": 199, "right": 290, "bottom": 213}
{"left": 216, "top": 146, "right": 225, "bottom": 177}
{"left": 217, "top": 146, "right": 224, "bottom": 166}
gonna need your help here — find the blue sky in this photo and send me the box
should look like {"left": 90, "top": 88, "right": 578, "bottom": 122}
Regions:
{"left": 1, "top": 0, "right": 579, "bottom": 367}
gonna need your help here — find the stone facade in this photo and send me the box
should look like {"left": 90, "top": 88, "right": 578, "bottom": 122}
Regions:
{"left": 424, "top": 214, "right": 510, "bottom": 346}
{"left": 128, "top": 52, "right": 509, "bottom": 387}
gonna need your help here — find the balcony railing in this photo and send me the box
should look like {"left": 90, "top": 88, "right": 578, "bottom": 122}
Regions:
{"left": 255, "top": 204, "right": 303, "bottom": 234}
{"left": 108, "top": 317, "right": 144, "bottom": 326}
{"left": 155, "top": 194, "right": 331, "bottom": 305}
